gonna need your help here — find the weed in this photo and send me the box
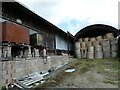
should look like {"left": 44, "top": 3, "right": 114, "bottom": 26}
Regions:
{"left": 103, "top": 78, "right": 118, "bottom": 84}
{"left": 35, "top": 58, "right": 119, "bottom": 89}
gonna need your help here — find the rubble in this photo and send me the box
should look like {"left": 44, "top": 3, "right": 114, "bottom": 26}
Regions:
{"left": 11, "top": 63, "right": 68, "bottom": 89}
{"left": 13, "top": 72, "right": 49, "bottom": 89}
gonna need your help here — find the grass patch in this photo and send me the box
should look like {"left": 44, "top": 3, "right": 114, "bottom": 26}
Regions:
{"left": 96, "top": 58, "right": 119, "bottom": 85}
{"left": 35, "top": 58, "right": 119, "bottom": 88}
{"left": 1, "top": 86, "right": 7, "bottom": 90}
{"left": 103, "top": 78, "right": 118, "bottom": 84}
{"left": 97, "top": 64, "right": 105, "bottom": 73}
{"left": 35, "top": 59, "right": 100, "bottom": 89}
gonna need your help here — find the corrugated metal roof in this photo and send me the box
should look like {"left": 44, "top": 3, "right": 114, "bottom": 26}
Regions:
{"left": 2, "top": 1, "right": 67, "bottom": 35}
{"left": 75, "top": 24, "right": 119, "bottom": 41}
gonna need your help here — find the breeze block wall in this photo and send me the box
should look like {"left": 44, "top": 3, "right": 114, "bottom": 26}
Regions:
{"left": 0, "top": 56, "right": 69, "bottom": 87}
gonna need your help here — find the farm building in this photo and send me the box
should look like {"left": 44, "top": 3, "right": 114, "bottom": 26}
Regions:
{"left": 0, "top": 1, "right": 74, "bottom": 87}
{"left": 74, "top": 24, "right": 120, "bottom": 59}
{"left": 0, "top": 1, "right": 120, "bottom": 89}
{"left": 0, "top": 2, "right": 74, "bottom": 59}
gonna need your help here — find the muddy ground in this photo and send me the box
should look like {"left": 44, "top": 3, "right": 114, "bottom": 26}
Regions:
{"left": 35, "top": 58, "right": 119, "bottom": 89}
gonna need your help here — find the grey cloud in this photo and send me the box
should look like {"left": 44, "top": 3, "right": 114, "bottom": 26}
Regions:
{"left": 24, "top": 1, "right": 61, "bottom": 19}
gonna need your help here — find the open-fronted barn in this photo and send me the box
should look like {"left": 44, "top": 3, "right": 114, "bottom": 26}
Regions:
{"left": 74, "top": 24, "right": 119, "bottom": 59}
{"left": 0, "top": 1, "right": 74, "bottom": 87}
{"left": 0, "top": 1, "right": 74, "bottom": 58}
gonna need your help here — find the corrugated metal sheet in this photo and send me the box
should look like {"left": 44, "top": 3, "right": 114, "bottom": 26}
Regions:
{"left": 44, "top": 35, "right": 54, "bottom": 49}
{"left": 75, "top": 24, "right": 119, "bottom": 41}
{"left": 55, "top": 34, "right": 68, "bottom": 50}
{"left": 30, "top": 33, "right": 44, "bottom": 46}
{"left": 2, "top": 21, "right": 29, "bottom": 44}
{"left": 69, "top": 42, "right": 73, "bottom": 50}
{"left": 30, "top": 33, "right": 54, "bottom": 49}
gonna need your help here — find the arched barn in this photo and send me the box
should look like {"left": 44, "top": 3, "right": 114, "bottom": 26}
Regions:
{"left": 74, "top": 24, "right": 119, "bottom": 59}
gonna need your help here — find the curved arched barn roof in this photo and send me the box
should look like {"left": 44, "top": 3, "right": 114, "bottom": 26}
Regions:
{"left": 74, "top": 24, "right": 119, "bottom": 41}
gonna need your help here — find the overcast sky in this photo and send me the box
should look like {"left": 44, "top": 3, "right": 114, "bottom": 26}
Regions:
{"left": 17, "top": 0, "right": 119, "bottom": 35}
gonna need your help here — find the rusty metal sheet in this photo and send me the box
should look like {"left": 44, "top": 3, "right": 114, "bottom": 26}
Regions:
{"left": 2, "top": 21, "right": 29, "bottom": 44}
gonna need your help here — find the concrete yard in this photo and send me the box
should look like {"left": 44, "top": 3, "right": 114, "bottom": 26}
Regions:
{"left": 36, "top": 58, "right": 119, "bottom": 89}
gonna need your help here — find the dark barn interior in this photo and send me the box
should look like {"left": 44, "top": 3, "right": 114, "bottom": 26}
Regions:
{"left": 75, "top": 24, "right": 119, "bottom": 41}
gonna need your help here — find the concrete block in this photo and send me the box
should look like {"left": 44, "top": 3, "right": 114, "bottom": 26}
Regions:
{"left": 35, "top": 49, "right": 39, "bottom": 57}
{"left": 8, "top": 46, "right": 11, "bottom": 57}
{"left": 2, "top": 62, "right": 8, "bottom": 71}
{"left": 28, "top": 46, "right": 32, "bottom": 58}
{"left": 0, "top": 71, "right": 3, "bottom": 81}
{"left": 1, "top": 55, "right": 70, "bottom": 87}
{"left": 0, "top": 62, "right": 2, "bottom": 71}
{"left": 0, "top": 78, "right": 3, "bottom": 87}
{"left": 0, "top": 47, "right": 2, "bottom": 57}
{"left": 15, "top": 61, "right": 20, "bottom": 69}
